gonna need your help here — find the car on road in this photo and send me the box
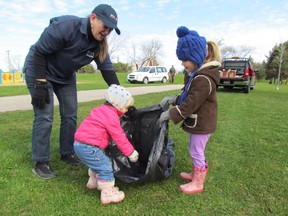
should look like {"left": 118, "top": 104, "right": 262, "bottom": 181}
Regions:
{"left": 127, "top": 66, "right": 169, "bottom": 84}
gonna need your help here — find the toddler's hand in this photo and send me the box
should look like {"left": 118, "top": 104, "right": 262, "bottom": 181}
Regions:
{"left": 128, "top": 150, "right": 139, "bottom": 162}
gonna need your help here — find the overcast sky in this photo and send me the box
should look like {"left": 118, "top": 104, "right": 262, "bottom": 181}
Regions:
{"left": 0, "top": 0, "right": 288, "bottom": 71}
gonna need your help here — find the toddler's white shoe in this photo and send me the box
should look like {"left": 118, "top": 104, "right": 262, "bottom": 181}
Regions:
{"left": 86, "top": 168, "right": 98, "bottom": 189}
{"left": 100, "top": 187, "right": 125, "bottom": 204}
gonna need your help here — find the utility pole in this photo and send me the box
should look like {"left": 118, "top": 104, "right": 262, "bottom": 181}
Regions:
{"left": 276, "top": 43, "right": 284, "bottom": 91}
{"left": 6, "top": 50, "right": 11, "bottom": 72}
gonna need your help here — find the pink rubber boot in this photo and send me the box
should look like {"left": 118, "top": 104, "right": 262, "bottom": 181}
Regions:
{"left": 179, "top": 161, "right": 208, "bottom": 182}
{"left": 179, "top": 167, "right": 208, "bottom": 194}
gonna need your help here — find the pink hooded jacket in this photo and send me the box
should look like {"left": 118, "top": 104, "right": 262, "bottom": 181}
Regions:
{"left": 74, "top": 104, "right": 134, "bottom": 156}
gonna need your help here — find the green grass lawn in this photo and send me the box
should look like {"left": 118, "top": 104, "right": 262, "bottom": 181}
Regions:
{"left": 0, "top": 72, "right": 185, "bottom": 97}
{"left": 0, "top": 83, "right": 287, "bottom": 215}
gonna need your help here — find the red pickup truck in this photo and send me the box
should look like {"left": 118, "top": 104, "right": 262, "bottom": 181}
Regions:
{"left": 218, "top": 57, "right": 256, "bottom": 93}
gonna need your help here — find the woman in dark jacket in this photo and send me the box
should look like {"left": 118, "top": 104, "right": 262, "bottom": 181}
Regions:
{"left": 23, "top": 4, "right": 121, "bottom": 179}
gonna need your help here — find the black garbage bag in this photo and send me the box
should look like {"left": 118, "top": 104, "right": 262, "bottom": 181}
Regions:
{"left": 106, "top": 104, "right": 175, "bottom": 184}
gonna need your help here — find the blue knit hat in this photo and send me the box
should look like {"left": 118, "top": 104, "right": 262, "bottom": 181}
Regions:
{"left": 176, "top": 26, "right": 207, "bottom": 68}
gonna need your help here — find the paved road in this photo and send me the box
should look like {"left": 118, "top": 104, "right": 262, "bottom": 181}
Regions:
{"left": 0, "top": 85, "right": 182, "bottom": 112}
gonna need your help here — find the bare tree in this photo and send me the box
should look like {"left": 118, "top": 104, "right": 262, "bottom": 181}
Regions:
{"left": 126, "top": 39, "right": 164, "bottom": 69}
{"left": 10, "top": 54, "right": 22, "bottom": 71}
{"left": 237, "top": 45, "right": 254, "bottom": 58}
{"left": 216, "top": 38, "right": 254, "bottom": 58}
{"left": 140, "top": 39, "right": 163, "bottom": 67}
{"left": 220, "top": 45, "right": 236, "bottom": 57}
{"left": 126, "top": 43, "right": 141, "bottom": 69}
{"left": 220, "top": 44, "right": 254, "bottom": 58}
{"left": 107, "top": 34, "right": 127, "bottom": 62}
{"left": 4, "top": 51, "right": 22, "bottom": 71}
{"left": 216, "top": 39, "right": 224, "bottom": 47}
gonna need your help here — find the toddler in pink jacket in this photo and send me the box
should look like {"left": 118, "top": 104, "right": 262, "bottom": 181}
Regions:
{"left": 74, "top": 84, "right": 138, "bottom": 204}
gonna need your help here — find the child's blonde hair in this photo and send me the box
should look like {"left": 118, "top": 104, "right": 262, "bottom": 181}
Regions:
{"left": 204, "top": 41, "right": 222, "bottom": 63}
{"left": 119, "top": 96, "right": 134, "bottom": 113}
{"left": 126, "top": 97, "right": 134, "bottom": 107}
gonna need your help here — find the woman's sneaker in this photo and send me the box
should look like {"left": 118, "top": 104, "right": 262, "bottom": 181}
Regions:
{"left": 32, "top": 162, "right": 56, "bottom": 179}
{"left": 61, "top": 155, "right": 81, "bottom": 166}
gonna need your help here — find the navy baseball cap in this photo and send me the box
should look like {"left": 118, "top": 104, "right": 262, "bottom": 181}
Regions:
{"left": 92, "top": 4, "right": 120, "bottom": 35}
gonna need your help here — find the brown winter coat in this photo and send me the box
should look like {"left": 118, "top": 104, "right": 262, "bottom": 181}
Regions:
{"left": 169, "top": 61, "right": 221, "bottom": 134}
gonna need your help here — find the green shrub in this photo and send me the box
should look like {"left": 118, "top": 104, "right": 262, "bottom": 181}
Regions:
{"left": 113, "top": 62, "right": 133, "bottom": 73}
{"left": 77, "top": 64, "right": 96, "bottom": 74}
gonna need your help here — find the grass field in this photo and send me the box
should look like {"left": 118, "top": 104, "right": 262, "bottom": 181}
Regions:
{"left": 0, "top": 77, "right": 287, "bottom": 215}
{"left": 0, "top": 72, "right": 183, "bottom": 97}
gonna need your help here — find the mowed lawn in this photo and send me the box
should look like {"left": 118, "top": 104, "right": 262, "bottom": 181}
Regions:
{"left": 0, "top": 72, "right": 181, "bottom": 97}
{"left": 0, "top": 79, "right": 287, "bottom": 215}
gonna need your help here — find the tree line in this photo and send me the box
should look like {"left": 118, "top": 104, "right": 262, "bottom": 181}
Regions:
{"left": 4, "top": 36, "right": 287, "bottom": 82}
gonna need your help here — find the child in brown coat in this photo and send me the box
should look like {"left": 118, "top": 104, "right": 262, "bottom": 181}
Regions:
{"left": 160, "top": 26, "right": 221, "bottom": 194}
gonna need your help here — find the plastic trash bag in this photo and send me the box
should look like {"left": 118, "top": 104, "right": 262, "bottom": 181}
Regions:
{"left": 106, "top": 104, "right": 175, "bottom": 184}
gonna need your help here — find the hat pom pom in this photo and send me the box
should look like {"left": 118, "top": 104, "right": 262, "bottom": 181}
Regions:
{"left": 177, "top": 26, "right": 189, "bottom": 38}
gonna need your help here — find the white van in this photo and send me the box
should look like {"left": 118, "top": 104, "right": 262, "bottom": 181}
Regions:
{"left": 127, "top": 66, "right": 169, "bottom": 84}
